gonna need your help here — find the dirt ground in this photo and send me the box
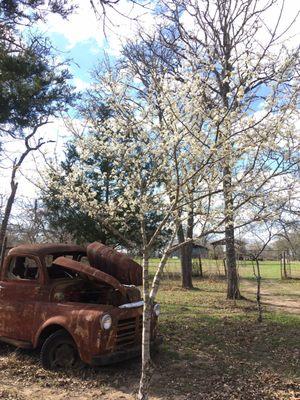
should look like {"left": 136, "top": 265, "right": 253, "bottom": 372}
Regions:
{"left": 0, "top": 278, "right": 299, "bottom": 400}
{"left": 241, "top": 279, "right": 300, "bottom": 314}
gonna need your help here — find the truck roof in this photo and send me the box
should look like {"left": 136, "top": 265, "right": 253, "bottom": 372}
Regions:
{"left": 8, "top": 243, "right": 86, "bottom": 257}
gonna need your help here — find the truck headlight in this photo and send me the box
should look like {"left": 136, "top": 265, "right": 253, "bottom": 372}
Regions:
{"left": 153, "top": 304, "right": 160, "bottom": 317}
{"left": 100, "top": 314, "right": 112, "bottom": 330}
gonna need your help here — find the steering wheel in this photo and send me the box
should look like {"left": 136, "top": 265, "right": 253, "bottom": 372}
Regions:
{"left": 60, "top": 270, "right": 74, "bottom": 279}
{"left": 48, "top": 266, "right": 75, "bottom": 279}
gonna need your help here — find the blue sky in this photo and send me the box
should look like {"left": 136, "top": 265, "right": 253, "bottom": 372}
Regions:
{"left": 39, "top": 0, "right": 298, "bottom": 97}
{"left": 3, "top": 0, "right": 298, "bottom": 201}
{"left": 0, "top": 0, "right": 154, "bottom": 200}
{"left": 35, "top": 0, "right": 153, "bottom": 91}
{"left": 50, "top": 34, "right": 101, "bottom": 85}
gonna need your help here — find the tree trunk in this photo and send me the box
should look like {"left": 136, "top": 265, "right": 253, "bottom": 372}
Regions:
{"left": 225, "top": 223, "right": 242, "bottom": 299}
{"left": 282, "top": 251, "right": 288, "bottom": 279}
{"left": 223, "top": 258, "right": 227, "bottom": 277}
{"left": 199, "top": 256, "right": 203, "bottom": 278}
{"left": 223, "top": 165, "right": 242, "bottom": 300}
{"left": 180, "top": 243, "right": 193, "bottom": 288}
{"left": 138, "top": 301, "right": 153, "bottom": 400}
{"left": 177, "top": 220, "right": 193, "bottom": 289}
{"left": 0, "top": 236, "right": 7, "bottom": 269}
{"left": 0, "top": 181, "right": 18, "bottom": 253}
{"left": 255, "top": 259, "right": 263, "bottom": 322}
{"left": 178, "top": 208, "right": 194, "bottom": 289}
{"left": 138, "top": 252, "right": 153, "bottom": 400}
{"left": 0, "top": 133, "right": 37, "bottom": 252}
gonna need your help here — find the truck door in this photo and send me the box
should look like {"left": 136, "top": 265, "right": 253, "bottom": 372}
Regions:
{"left": 0, "top": 255, "right": 43, "bottom": 342}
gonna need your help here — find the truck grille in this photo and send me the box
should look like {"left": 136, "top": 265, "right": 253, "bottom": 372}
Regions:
{"left": 116, "top": 316, "right": 142, "bottom": 349}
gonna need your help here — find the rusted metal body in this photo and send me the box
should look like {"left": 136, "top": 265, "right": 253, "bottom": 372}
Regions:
{"left": 0, "top": 242, "right": 159, "bottom": 367}
{"left": 53, "top": 256, "right": 128, "bottom": 297}
{"left": 87, "top": 242, "right": 142, "bottom": 286}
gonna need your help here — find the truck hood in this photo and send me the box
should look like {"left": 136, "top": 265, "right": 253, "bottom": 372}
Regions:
{"left": 87, "top": 242, "right": 142, "bottom": 286}
{"left": 53, "top": 256, "right": 127, "bottom": 297}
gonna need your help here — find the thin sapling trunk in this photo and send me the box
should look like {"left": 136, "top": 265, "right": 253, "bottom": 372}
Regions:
{"left": 252, "top": 258, "right": 263, "bottom": 323}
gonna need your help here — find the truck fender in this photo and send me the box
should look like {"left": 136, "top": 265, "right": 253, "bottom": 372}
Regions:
{"left": 34, "top": 317, "right": 77, "bottom": 349}
{"left": 34, "top": 316, "right": 92, "bottom": 364}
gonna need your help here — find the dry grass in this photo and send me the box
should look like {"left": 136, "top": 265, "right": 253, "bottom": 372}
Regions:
{"left": 0, "top": 277, "right": 299, "bottom": 400}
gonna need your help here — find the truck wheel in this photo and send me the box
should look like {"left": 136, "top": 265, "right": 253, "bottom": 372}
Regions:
{"left": 40, "top": 329, "right": 79, "bottom": 370}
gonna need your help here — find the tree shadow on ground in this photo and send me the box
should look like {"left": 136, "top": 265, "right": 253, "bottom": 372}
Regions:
{"left": 151, "top": 312, "right": 300, "bottom": 399}
{"left": 0, "top": 310, "right": 298, "bottom": 400}
{"left": 0, "top": 276, "right": 299, "bottom": 399}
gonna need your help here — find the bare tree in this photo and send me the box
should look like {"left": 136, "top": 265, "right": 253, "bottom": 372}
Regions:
{"left": 249, "top": 222, "right": 275, "bottom": 322}
{"left": 0, "top": 122, "right": 53, "bottom": 256}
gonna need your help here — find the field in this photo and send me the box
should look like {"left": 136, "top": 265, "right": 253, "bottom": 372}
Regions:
{"left": 145, "top": 258, "right": 300, "bottom": 280}
{"left": 0, "top": 270, "right": 299, "bottom": 400}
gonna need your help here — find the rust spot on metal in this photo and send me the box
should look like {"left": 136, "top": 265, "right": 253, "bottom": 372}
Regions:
{"left": 87, "top": 242, "right": 142, "bottom": 286}
{"left": 8, "top": 243, "right": 86, "bottom": 257}
{"left": 53, "top": 256, "right": 127, "bottom": 297}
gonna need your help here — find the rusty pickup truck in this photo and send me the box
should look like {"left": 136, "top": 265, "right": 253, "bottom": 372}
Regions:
{"left": 0, "top": 242, "right": 161, "bottom": 369}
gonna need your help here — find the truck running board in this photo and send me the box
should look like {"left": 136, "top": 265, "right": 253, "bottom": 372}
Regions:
{"left": 0, "top": 336, "right": 33, "bottom": 349}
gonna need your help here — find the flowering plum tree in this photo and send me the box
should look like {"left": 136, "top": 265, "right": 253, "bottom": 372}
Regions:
{"left": 45, "top": 59, "right": 228, "bottom": 399}
{"left": 157, "top": 0, "right": 300, "bottom": 299}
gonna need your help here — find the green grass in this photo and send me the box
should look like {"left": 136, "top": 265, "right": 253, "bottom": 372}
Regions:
{"left": 154, "top": 277, "right": 300, "bottom": 398}
{"left": 139, "top": 257, "right": 300, "bottom": 280}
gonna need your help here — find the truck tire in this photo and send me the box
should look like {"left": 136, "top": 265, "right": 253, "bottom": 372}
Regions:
{"left": 40, "top": 329, "right": 80, "bottom": 370}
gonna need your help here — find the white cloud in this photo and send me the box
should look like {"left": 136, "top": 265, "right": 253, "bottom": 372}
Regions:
{"left": 180, "top": 0, "right": 299, "bottom": 53}
{"left": 39, "top": 0, "right": 156, "bottom": 55}
{"left": 73, "top": 77, "right": 90, "bottom": 91}
{"left": 0, "top": 118, "right": 73, "bottom": 201}
{"left": 260, "top": 0, "right": 300, "bottom": 47}
{"left": 38, "top": 0, "right": 102, "bottom": 50}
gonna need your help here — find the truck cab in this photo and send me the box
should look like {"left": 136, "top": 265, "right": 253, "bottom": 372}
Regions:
{"left": 0, "top": 242, "right": 160, "bottom": 369}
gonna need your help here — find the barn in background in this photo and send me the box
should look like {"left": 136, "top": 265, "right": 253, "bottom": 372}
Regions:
{"left": 171, "top": 240, "right": 209, "bottom": 259}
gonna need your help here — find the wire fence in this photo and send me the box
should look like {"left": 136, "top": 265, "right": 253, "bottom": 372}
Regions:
{"left": 135, "top": 257, "right": 300, "bottom": 280}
